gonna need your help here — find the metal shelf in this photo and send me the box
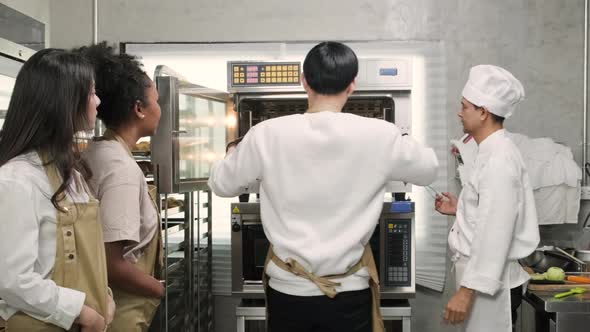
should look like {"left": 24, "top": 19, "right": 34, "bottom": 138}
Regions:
{"left": 155, "top": 189, "right": 213, "bottom": 332}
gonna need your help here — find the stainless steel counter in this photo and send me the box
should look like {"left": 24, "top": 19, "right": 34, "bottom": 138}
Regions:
{"left": 526, "top": 289, "right": 590, "bottom": 313}
{"left": 523, "top": 290, "right": 590, "bottom": 332}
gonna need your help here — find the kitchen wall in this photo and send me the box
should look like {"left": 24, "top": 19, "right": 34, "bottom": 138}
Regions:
{"left": 47, "top": 1, "right": 589, "bottom": 331}
{"left": 0, "top": 0, "right": 50, "bottom": 47}
{"left": 49, "top": 0, "right": 585, "bottom": 165}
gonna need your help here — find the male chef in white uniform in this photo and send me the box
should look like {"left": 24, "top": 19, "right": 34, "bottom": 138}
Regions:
{"left": 435, "top": 65, "right": 540, "bottom": 332}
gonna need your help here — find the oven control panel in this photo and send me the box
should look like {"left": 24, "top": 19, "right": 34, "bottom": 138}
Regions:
{"left": 229, "top": 61, "right": 301, "bottom": 87}
{"left": 384, "top": 219, "right": 411, "bottom": 287}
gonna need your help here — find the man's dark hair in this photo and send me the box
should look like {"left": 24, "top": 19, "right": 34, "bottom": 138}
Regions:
{"left": 303, "top": 41, "right": 358, "bottom": 95}
{"left": 490, "top": 113, "right": 505, "bottom": 125}
{"left": 475, "top": 104, "right": 506, "bottom": 125}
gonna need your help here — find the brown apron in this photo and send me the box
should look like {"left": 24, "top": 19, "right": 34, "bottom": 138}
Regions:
{"left": 0, "top": 161, "right": 109, "bottom": 331}
{"left": 100, "top": 130, "right": 164, "bottom": 332}
{"left": 263, "top": 244, "right": 385, "bottom": 332}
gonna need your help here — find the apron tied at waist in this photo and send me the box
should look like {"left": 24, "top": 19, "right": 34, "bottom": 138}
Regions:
{"left": 268, "top": 250, "right": 364, "bottom": 298}
{"left": 263, "top": 244, "right": 385, "bottom": 332}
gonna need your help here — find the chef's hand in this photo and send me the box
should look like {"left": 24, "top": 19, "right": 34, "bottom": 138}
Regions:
{"left": 434, "top": 192, "right": 457, "bottom": 216}
{"left": 78, "top": 305, "right": 106, "bottom": 332}
{"left": 444, "top": 287, "right": 475, "bottom": 325}
{"left": 106, "top": 290, "right": 116, "bottom": 326}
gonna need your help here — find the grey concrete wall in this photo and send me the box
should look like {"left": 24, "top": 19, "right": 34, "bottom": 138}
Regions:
{"left": 48, "top": 0, "right": 586, "bottom": 165}
{"left": 0, "top": 0, "right": 50, "bottom": 46}
{"left": 47, "top": 1, "right": 589, "bottom": 331}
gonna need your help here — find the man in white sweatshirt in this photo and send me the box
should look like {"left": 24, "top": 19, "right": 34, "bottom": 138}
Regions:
{"left": 208, "top": 41, "right": 438, "bottom": 332}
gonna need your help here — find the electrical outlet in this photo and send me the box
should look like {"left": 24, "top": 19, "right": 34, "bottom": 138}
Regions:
{"left": 581, "top": 186, "right": 590, "bottom": 200}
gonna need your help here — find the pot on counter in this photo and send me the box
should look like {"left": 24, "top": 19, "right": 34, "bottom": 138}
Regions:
{"left": 574, "top": 250, "right": 590, "bottom": 262}
{"left": 520, "top": 249, "right": 584, "bottom": 273}
{"left": 574, "top": 250, "right": 590, "bottom": 272}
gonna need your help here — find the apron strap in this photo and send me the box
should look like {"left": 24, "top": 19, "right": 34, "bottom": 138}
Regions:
{"left": 362, "top": 246, "right": 385, "bottom": 332}
{"left": 38, "top": 153, "right": 66, "bottom": 198}
{"left": 147, "top": 184, "right": 164, "bottom": 279}
{"left": 40, "top": 156, "right": 81, "bottom": 289}
{"left": 100, "top": 129, "right": 133, "bottom": 157}
{"left": 39, "top": 152, "right": 96, "bottom": 206}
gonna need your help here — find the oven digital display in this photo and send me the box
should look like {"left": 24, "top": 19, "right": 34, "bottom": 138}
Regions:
{"left": 230, "top": 62, "right": 301, "bottom": 87}
{"left": 384, "top": 219, "right": 411, "bottom": 287}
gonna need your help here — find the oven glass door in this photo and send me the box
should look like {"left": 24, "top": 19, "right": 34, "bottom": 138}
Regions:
{"left": 152, "top": 65, "right": 235, "bottom": 193}
{"left": 242, "top": 223, "right": 270, "bottom": 282}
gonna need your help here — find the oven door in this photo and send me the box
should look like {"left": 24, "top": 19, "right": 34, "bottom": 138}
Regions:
{"left": 242, "top": 223, "right": 269, "bottom": 282}
{"left": 235, "top": 92, "right": 397, "bottom": 136}
{"left": 231, "top": 203, "right": 267, "bottom": 297}
{"left": 152, "top": 65, "right": 236, "bottom": 193}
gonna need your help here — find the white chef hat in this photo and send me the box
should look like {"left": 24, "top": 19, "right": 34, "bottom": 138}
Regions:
{"left": 461, "top": 65, "right": 525, "bottom": 118}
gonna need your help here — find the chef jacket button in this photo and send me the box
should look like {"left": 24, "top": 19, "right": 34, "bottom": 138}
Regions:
{"left": 66, "top": 231, "right": 72, "bottom": 236}
{"left": 68, "top": 254, "right": 75, "bottom": 260}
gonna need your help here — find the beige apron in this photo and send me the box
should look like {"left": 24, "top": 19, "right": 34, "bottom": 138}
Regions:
{"left": 263, "top": 244, "right": 384, "bottom": 332}
{"left": 0, "top": 160, "right": 109, "bottom": 331}
{"left": 101, "top": 130, "right": 164, "bottom": 332}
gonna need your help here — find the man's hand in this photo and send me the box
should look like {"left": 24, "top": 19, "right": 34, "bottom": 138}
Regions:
{"left": 435, "top": 192, "right": 458, "bottom": 216}
{"left": 444, "top": 287, "right": 476, "bottom": 325}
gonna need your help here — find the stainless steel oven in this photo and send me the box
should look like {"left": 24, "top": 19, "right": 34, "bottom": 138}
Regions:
{"left": 227, "top": 58, "right": 417, "bottom": 299}
{"left": 230, "top": 202, "right": 415, "bottom": 299}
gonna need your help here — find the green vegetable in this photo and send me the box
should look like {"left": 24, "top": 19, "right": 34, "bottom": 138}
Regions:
{"left": 545, "top": 267, "right": 565, "bottom": 281}
{"left": 530, "top": 273, "right": 546, "bottom": 281}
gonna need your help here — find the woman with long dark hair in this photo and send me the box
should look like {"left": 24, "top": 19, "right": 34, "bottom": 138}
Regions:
{"left": 75, "top": 43, "right": 163, "bottom": 332}
{"left": 0, "top": 49, "right": 114, "bottom": 332}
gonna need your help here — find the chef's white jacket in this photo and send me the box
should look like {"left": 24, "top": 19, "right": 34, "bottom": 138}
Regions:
{"left": 448, "top": 129, "right": 540, "bottom": 295}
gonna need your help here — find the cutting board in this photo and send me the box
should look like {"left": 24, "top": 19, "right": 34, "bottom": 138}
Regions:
{"left": 528, "top": 282, "right": 590, "bottom": 291}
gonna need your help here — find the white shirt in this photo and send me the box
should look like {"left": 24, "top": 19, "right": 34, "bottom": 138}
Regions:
{"left": 0, "top": 152, "right": 88, "bottom": 329}
{"left": 83, "top": 139, "right": 158, "bottom": 263}
{"left": 448, "top": 129, "right": 540, "bottom": 295}
{"left": 209, "top": 111, "right": 438, "bottom": 296}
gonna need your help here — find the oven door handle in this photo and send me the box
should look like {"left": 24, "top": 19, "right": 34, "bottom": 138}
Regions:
{"left": 242, "top": 220, "right": 262, "bottom": 226}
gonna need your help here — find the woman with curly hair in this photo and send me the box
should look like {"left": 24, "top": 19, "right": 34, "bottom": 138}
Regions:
{"left": 74, "top": 43, "right": 163, "bottom": 332}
